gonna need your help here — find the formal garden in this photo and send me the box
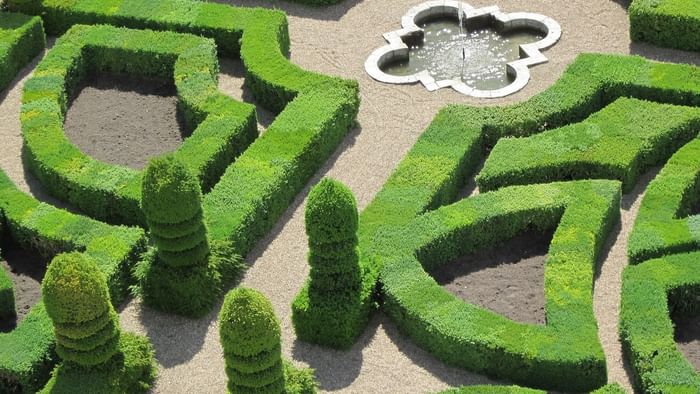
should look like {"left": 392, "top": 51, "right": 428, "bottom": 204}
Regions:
{"left": 0, "top": 0, "right": 698, "bottom": 393}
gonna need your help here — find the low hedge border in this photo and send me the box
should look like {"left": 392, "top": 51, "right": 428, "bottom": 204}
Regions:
{"left": 628, "top": 138, "right": 700, "bottom": 264}
{"left": 378, "top": 180, "right": 620, "bottom": 392}
{"left": 8, "top": 0, "right": 360, "bottom": 257}
{"left": 630, "top": 0, "right": 700, "bottom": 52}
{"left": 476, "top": 97, "right": 700, "bottom": 193}
{"left": 620, "top": 251, "right": 700, "bottom": 393}
{"left": 21, "top": 23, "right": 257, "bottom": 225}
{"left": 0, "top": 168, "right": 147, "bottom": 392}
{"left": 0, "top": 213, "right": 15, "bottom": 320}
{"left": 0, "top": 12, "right": 45, "bottom": 93}
{"left": 441, "top": 383, "right": 627, "bottom": 394}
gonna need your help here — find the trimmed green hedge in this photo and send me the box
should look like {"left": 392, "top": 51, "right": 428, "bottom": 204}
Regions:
{"left": 0, "top": 214, "right": 15, "bottom": 320}
{"left": 8, "top": 0, "right": 359, "bottom": 259}
{"left": 440, "top": 383, "right": 627, "bottom": 394}
{"left": 379, "top": 180, "right": 619, "bottom": 392}
{"left": 0, "top": 12, "right": 45, "bottom": 93}
{"left": 20, "top": 23, "right": 257, "bottom": 225}
{"left": 477, "top": 98, "right": 700, "bottom": 193}
{"left": 292, "top": 178, "right": 366, "bottom": 349}
{"left": 630, "top": 0, "right": 700, "bottom": 52}
{"left": 0, "top": 168, "right": 146, "bottom": 392}
{"left": 620, "top": 251, "right": 700, "bottom": 393}
{"left": 628, "top": 138, "right": 700, "bottom": 264}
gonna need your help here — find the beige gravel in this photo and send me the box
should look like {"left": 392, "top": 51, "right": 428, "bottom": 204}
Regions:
{"left": 2, "top": 0, "right": 700, "bottom": 392}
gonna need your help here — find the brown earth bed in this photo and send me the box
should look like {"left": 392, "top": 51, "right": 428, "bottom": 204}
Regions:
{"left": 674, "top": 314, "right": 700, "bottom": 371}
{"left": 63, "top": 73, "right": 188, "bottom": 170}
{"left": 0, "top": 241, "right": 46, "bottom": 332}
{"left": 429, "top": 230, "right": 552, "bottom": 325}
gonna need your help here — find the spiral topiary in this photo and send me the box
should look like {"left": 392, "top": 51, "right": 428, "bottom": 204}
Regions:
{"left": 139, "top": 155, "right": 219, "bottom": 317}
{"left": 42, "top": 252, "right": 120, "bottom": 367}
{"left": 292, "top": 178, "right": 364, "bottom": 348}
{"left": 219, "top": 288, "right": 285, "bottom": 394}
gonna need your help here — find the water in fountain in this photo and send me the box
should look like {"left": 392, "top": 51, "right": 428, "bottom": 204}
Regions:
{"left": 382, "top": 18, "right": 543, "bottom": 91}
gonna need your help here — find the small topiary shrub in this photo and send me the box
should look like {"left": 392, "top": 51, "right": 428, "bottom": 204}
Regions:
{"left": 42, "top": 252, "right": 120, "bottom": 367}
{"left": 139, "top": 155, "right": 220, "bottom": 318}
{"left": 292, "top": 178, "right": 366, "bottom": 348}
{"left": 40, "top": 252, "right": 156, "bottom": 393}
{"left": 220, "top": 287, "right": 317, "bottom": 394}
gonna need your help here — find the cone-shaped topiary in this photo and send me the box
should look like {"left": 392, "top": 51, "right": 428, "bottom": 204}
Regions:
{"left": 139, "top": 155, "right": 220, "bottom": 317}
{"left": 42, "top": 252, "right": 120, "bottom": 367}
{"left": 219, "top": 288, "right": 285, "bottom": 394}
{"left": 292, "top": 178, "right": 365, "bottom": 349}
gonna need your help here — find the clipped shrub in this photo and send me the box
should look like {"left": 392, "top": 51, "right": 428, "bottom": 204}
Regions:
{"left": 139, "top": 155, "right": 219, "bottom": 317}
{"left": 630, "top": 0, "right": 700, "bottom": 52}
{"left": 292, "top": 178, "right": 366, "bottom": 348}
{"left": 0, "top": 12, "right": 45, "bottom": 93}
{"left": 41, "top": 253, "right": 120, "bottom": 367}
{"left": 219, "top": 288, "right": 285, "bottom": 394}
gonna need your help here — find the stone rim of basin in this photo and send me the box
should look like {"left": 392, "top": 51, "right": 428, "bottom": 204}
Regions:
{"left": 364, "top": 0, "right": 561, "bottom": 98}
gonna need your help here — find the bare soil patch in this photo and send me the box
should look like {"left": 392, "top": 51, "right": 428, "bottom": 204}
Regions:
{"left": 0, "top": 241, "right": 46, "bottom": 332}
{"left": 674, "top": 314, "right": 700, "bottom": 372}
{"left": 429, "top": 231, "right": 552, "bottom": 325}
{"left": 63, "top": 73, "right": 188, "bottom": 170}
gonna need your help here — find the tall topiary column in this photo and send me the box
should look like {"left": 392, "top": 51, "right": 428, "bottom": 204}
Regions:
{"left": 219, "top": 288, "right": 285, "bottom": 394}
{"left": 139, "top": 155, "right": 218, "bottom": 317}
{"left": 292, "top": 178, "right": 365, "bottom": 349}
{"left": 42, "top": 252, "right": 120, "bottom": 367}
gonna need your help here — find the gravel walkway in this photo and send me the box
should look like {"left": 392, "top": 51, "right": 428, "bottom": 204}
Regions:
{"left": 1, "top": 1, "right": 700, "bottom": 392}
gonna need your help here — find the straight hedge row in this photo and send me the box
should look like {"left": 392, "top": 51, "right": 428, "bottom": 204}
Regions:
{"left": 630, "top": 0, "right": 700, "bottom": 52}
{"left": 620, "top": 251, "right": 700, "bottom": 393}
{"left": 628, "top": 137, "right": 700, "bottom": 264}
{"left": 440, "top": 383, "right": 626, "bottom": 394}
{"left": 8, "top": 0, "right": 360, "bottom": 257}
{"left": 0, "top": 168, "right": 147, "bottom": 393}
{"left": 477, "top": 97, "right": 700, "bottom": 193}
{"left": 0, "top": 12, "right": 45, "bottom": 93}
{"left": 21, "top": 23, "right": 257, "bottom": 225}
{"left": 378, "top": 180, "right": 619, "bottom": 392}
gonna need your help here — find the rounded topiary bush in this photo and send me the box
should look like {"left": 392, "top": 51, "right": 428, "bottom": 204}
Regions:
{"left": 42, "top": 252, "right": 120, "bottom": 367}
{"left": 219, "top": 287, "right": 284, "bottom": 394}
{"left": 304, "top": 178, "right": 361, "bottom": 301}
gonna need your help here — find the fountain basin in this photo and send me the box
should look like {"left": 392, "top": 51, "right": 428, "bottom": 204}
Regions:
{"left": 365, "top": 1, "right": 561, "bottom": 98}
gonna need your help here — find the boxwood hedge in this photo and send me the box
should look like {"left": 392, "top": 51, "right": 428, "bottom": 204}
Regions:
{"left": 620, "top": 251, "right": 700, "bottom": 393}
{"left": 20, "top": 23, "right": 257, "bottom": 225}
{"left": 0, "top": 168, "right": 146, "bottom": 392}
{"left": 628, "top": 138, "right": 700, "bottom": 264}
{"left": 0, "top": 12, "right": 45, "bottom": 93}
{"left": 630, "top": 0, "right": 700, "bottom": 52}
{"left": 7, "top": 0, "right": 360, "bottom": 258}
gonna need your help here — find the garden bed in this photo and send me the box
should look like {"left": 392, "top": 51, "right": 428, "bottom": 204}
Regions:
{"left": 0, "top": 242, "right": 46, "bottom": 332}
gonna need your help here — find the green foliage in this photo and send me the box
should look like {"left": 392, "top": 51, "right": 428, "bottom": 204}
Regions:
{"left": 620, "top": 252, "right": 700, "bottom": 393}
{"left": 292, "top": 178, "right": 365, "bottom": 348}
{"left": 440, "top": 386, "right": 544, "bottom": 394}
{"left": 42, "top": 253, "right": 120, "bottom": 367}
{"left": 0, "top": 12, "right": 45, "bottom": 93}
{"left": 219, "top": 287, "right": 284, "bottom": 393}
{"left": 0, "top": 168, "right": 146, "bottom": 392}
{"left": 630, "top": 0, "right": 700, "bottom": 51}
{"left": 0, "top": 216, "right": 15, "bottom": 320}
{"left": 628, "top": 138, "right": 700, "bottom": 263}
{"left": 20, "top": 23, "right": 257, "bottom": 225}
{"left": 39, "top": 333, "right": 156, "bottom": 394}
{"left": 477, "top": 98, "right": 700, "bottom": 193}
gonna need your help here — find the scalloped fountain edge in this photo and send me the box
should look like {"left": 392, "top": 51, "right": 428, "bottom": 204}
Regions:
{"left": 365, "top": 1, "right": 561, "bottom": 98}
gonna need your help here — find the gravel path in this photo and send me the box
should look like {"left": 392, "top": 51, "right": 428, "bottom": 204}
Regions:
{"left": 1, "top": 0, "right": 700, "bottom": 392}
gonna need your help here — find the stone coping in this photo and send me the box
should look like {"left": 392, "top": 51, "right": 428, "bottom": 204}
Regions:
{"left": 364, "top": 0, "right": 561, "bottom": 98}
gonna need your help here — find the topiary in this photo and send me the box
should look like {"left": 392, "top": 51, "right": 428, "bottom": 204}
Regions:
{"left": 219, "top": 287, "right": 285, "bottom": 394}
{"left": 139, "top": 155, "right": 219, "bottom": 317}
{"left": 292, "top": 178, "right": 364, "bottom": 348}
{"left": 42, "top": 252, "right": 120, "bottom": 367}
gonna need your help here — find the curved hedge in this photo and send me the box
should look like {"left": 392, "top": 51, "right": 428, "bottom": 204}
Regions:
{"left": 8, "top": 0, "right": 360, "bottom": 259}
{"left": 292, "top": 178, "right": 365, "bottom": 349}
{"left": 20, "top": 23, "right": 256, "bottom": 225}
{"left": 0, "top": 12, "right": 45, "bottom": 92}
{"left": 620, "top": 251, "right": 700, "bottom": 392}
{"left": 628, "top": 138, "right": 700, "bottom": 264}
{"left": 477, "top": 97, "right": 700, "bottom": 193}
{"left": 0, "top": 168, "right": 146, "bottom": 392}
{"left": 630, "top": 0, "right": 700, "bottom": 52}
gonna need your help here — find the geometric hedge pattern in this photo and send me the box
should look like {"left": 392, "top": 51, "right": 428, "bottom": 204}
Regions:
{"left": 0, "top": 0, "right": 699, "bottom": 393}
